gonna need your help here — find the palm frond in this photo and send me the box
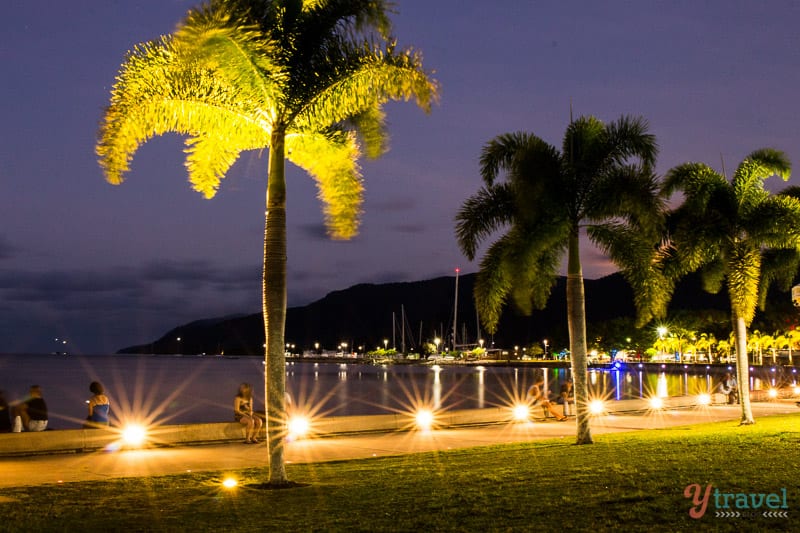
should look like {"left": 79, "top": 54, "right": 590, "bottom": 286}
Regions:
{"left": 759, "top": 248, "right": 800, "bottom": 309}
{"left": 347, "top": 105, "right": 388, "bottom": 158}
{"left": 97, "top": 38, "right": 268, "bottom": 196}
{"left": 479, "top": 132, "right": 558, "bottom": 187}
{"left": 176, "top": 2, "right": 284, "bottom": 117}
{"left": 300, "top": 0, "right": 394, "bottom": 41}
{"left": 604, "top": 115, "right": 658, "bottom": 169}
{"left": 744, "top": 194, "right": 800, "bottom": 248}
{"left": 732, "top": 148, "right": 792, "bottom": 205}
{"left": 585, "top": 164, "right": 664, "bottom": 231}
{"left": 286, "top": 130, "right": 363, "bottom": 239}
{"left": 588, "top": 222, "right": 673, "bottom": 324}
{"left": 662, "top": 162, "right": 724, "bottom": 199}
{"left": 454, "top": 183, "right": 515, "bottom": 260}
{"left": 561, "top": 116, "right": 607, "bottom": 182}
{"left": 474, "top": 238, "right": 516, "bottom": 333}
{"left": 507, "top": 231, "right": 563, "bottom": 314}
{"left": 292, "top": 45, "right": 437, "bottom": 130}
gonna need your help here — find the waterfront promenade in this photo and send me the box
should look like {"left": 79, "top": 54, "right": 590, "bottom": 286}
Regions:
{"left": 1, "top": 400, "right": 796, "bottom": 489}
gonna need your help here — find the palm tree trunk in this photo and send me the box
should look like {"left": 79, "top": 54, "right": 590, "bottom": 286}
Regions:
{"left": 567, "top": 230, "right": 593, "bottom": 444}
{"left": 264, "top": 127, "right": 289, "bottom": 483}
{"left": 733, "top": 315, "right": 755, "bottom": 425}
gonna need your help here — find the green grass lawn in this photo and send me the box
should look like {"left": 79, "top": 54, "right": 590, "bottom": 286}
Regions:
{"left": 1, "top": 414, "right": 798, "bottom": 532}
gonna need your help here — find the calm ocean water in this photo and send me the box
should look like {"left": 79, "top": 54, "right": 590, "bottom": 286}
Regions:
{"left": 0, "top": 354, "right": 791, "bottom": 429}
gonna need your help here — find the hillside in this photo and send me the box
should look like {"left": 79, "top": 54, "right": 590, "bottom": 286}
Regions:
{"left": 118, "top": 271, "right": 797, "bottom": 356}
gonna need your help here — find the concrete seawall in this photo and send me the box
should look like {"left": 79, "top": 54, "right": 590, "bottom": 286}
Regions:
{"left": 0, "top": 391, "right": 792, "bottom": 457}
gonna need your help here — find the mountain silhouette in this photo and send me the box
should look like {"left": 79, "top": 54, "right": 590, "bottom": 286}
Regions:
{"left": 119, "top": 271, "right": 796, "bottom": 356}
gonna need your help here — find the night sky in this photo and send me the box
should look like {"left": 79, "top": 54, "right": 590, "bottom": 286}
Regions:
{"left": 2, "top": 1, "right": 799, "bottom": 354}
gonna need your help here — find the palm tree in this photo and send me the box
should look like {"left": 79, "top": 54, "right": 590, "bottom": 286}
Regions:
{"left": 716, "top": 339, "right": 732, "bottom": 362}
{"left": 662, "top": 149, "right": 799, "bottom": 424}
{"left": 694, "top": 332, "right": 716, "bottom": 363}
{"left": 97, "top": 0, "right": 437, "bottom": 484}
{"left": 455, "top": 115, "right": 663, "bottom": 444}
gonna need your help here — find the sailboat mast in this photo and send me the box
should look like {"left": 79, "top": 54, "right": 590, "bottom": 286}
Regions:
{"left": 401, "top": 305, "right": 406, "bottom": 355}
{"left": 452, "top": 268, "right": 459, "bottom": 351}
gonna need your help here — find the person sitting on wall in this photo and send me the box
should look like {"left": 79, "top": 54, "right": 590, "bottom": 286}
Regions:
{"left": 527, "top": 381, "right": 567, "bottom": 421}
{"left": 0, "top": 390, "right": 11, "bottom": 433}
{"left": 84, "top": 381, "right": 111, "bottom": 428}
{"left": 559, "top": 379, "right": 574, "bottom": 417}
{"left": 234, "top": 383, "right": 263, "bottom": 444}
{"left": 18, "top": 385, "right": 48, "bottom": 431}
{"left": 719, "top": 372, "right": 738, "bottom": 405}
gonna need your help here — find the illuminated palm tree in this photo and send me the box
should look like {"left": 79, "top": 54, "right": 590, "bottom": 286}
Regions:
{"left": 455, "top": 115, "right": 663, "bottom": 444}
{"left": 787, "top": 329, "right": 800, "bottom": 365}
{"left": 662, "top": 149, "right": 799, "bottom": 424}
{"left": 716, "top": 339, "right": 732, "bottom": 362}
{"left": 97, "top": 0, "right": 437, "bottom": 483}
{"left": 694, "top": 333, "right": 716, "bottom": 363}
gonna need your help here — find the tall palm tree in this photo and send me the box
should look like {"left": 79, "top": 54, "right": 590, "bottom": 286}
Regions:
{"left": 455, "top": 115, "right": 663, "bottom": 444}
{"left": 662, "top": 149, "right": 799, "bottom": 424}
{"left": 97, "top": 0, "right": 437, "bottom": 484}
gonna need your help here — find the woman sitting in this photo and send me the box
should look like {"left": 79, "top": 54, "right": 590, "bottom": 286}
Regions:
{"left": 84, "top": 381, "right": 110, "bottom": 428}
{"left": 234, "top": 383, "right": 263, "bottom": 444}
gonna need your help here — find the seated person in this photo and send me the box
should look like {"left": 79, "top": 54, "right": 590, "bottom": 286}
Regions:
{"left": 85, "top": 381, "right": 110, "bottom": 427}
{"left": 527, "top": 382, "right": 567, "bottom": 421}
{"left": 719, "top": 372, "right": 738, "bottom": 405}
{"left": 234, "top": 383, "right": 263, "bottom": 444}
{"left": 0, "top": 390, "right": 11, "bottom": 433}
{"left": 18, "top": 385, "right": 48, "bottom": 432}
{"left": 559, "top": 379, "right": 574, "bottom": 417}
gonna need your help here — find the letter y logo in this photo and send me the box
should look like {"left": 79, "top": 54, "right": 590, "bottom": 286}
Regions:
{"left": 684, "top": 483, "right": 712, "bottom": 519}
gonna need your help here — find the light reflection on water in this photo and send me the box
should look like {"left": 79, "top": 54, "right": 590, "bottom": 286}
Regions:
{"left": 0, "top": 354, "right": 795, "bottom": 429}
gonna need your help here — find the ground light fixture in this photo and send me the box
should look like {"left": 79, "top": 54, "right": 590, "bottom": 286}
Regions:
{"left": 415, "top": 409, "right": 435, "bottom": 431}
{"left": 588, "top": 399, "right": 606, "bottom": 415}
{"left": 649, "top": 397, "right": 664, "bottom": 410}
{"left": 121, "top": 423, "right": 148, "bottom": 447}
{"left": 696, "top": 393, "right": 711, "bottom": 406}
{"left": 512, "top": 403, "right": 530, "bottom": 422}
{"left": 287, "top": 415, "right": 311, "bottom": 439}
{"left": 793, "top": 386, "right": 800, "bottom": 396}
{"left": 767, "top": 388, "right": 779, "bottom": 399}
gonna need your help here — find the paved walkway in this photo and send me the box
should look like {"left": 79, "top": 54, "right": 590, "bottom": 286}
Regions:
{"left": 1, "top": 401, "right": 797, "bottom": 488}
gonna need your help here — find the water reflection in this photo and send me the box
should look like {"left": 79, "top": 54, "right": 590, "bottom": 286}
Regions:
{"left": 3, "top": 354, "right": 797, "bottom": 427}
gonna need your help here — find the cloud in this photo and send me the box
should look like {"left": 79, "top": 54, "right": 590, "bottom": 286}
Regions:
{"left": 0, "top": 269, "right": 140, "bottom": 303}
{"left": 363, "top": 270, "right": 414, "bottom": 284}
{"left": 296, "top": 223, "right": 329, "bottom": 240}
{"left": 369, "top": 197, "right": 417, "bottom": 212}
{"left": 389, "top": 223, "right": 427, "bottom": 234}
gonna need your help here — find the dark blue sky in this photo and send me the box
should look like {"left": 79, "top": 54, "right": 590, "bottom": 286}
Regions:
{"left": 2, "top": 1, "right": 799, "bottom": 354}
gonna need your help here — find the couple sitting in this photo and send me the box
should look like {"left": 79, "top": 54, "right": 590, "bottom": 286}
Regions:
{"left": 527, "top": 381, "right": 570, "bottom": 421}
